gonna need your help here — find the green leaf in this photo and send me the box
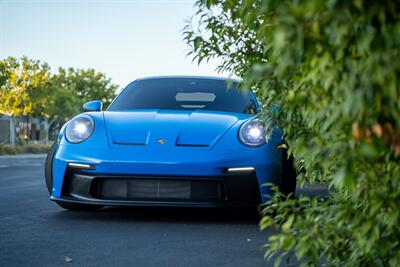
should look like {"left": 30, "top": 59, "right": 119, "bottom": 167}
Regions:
{"left": 282, "top": 215, "right": 295, "bottom": 233}
{"left": 193, "top": 36, "right": 203, "bottom": 51}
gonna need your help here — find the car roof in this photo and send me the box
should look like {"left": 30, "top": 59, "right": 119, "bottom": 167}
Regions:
{"left": 134, "top": 75, "right": 242, "bottom": 83}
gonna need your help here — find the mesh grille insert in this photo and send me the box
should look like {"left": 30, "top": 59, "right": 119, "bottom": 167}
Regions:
{"left": 93, "top": 178, "right": 223, "bottom": 202}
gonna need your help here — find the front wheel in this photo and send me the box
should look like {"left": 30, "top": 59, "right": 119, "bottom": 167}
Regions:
{"left": 44, "top": 143, "right": 57, "bottom": 194}
{"left": 44, "top": 143, "right": 103, "bottom": 211}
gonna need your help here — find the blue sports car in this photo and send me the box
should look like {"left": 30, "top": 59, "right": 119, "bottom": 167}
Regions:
{"left": 45, "top": 76, "right": 295, "bottom": 211}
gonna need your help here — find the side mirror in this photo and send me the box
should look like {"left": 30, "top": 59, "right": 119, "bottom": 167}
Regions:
{"left": 83, "top": 100, "right": 103, "bottom": 112}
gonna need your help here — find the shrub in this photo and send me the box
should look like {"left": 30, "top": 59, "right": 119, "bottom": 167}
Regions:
{"left": 185, "top": 0, "right": 400, "bottom": 266}
{"left": 0, "top": 145, "right": 17, "bottom": 155}
{"left": 21, "top": 144, "right": 51, "bottom": 154}
{"left": 0, "top": 144, "right": 51, "bottom": 155}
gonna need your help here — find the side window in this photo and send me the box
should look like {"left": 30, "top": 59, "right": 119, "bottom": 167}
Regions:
{"left": 244, "top": 98, "right": 258, "bottom": 115}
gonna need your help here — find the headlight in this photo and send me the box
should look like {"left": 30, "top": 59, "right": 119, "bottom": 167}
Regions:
{"left": 65, "top": 115, "right": 95, "bottom": 143}
{"left": 239, "top": 119, "right": 266, "bottom": 147}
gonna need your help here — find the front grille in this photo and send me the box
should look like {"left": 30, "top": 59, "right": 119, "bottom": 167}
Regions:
{"left": 92, "top": 178, "right": 224, "bottom": 202}
{"left": 61, "top": 171, "right": 260, "bottom": 206}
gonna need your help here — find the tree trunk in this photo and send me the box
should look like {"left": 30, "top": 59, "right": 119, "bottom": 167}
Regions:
{"left": 26, "top": 116, "right": 29, "bottom": 144}
{"left": 43, "top": 118, "right": 56, "bottom": 144}
{"left": 44, "top": 118, "right": 49, "bottom": 144}
{"left": 9, "top": 116, "right": 16, "bottom": 145}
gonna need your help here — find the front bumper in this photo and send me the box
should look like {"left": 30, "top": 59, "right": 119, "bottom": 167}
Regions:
{"left": 52, "top": 135, "right": 283, "bottom": 206}
{"left": 51, "top": 170, "right": 261, "bottom": 207}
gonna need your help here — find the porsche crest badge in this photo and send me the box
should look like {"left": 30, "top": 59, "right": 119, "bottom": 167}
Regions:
{"left": 157, "top": 139, "right": 167, "bottom": 145}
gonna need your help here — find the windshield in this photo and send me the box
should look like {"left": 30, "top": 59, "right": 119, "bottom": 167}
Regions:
{"left": 108, "top": 78, "right": 258, "bottom": 114}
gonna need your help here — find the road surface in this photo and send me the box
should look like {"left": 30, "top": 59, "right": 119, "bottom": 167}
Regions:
{"left": 0, "top": 154, "right": 328, "bottom": 267}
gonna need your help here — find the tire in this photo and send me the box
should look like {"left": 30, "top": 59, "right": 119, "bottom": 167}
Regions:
{"left": 44, "top": 142, "right": 56, "bottom": 194}
{"left": 279, "top": 149, "right": 297, "bottom": 197}
{"left": 44, "top": 142, "right": 103, "bottom": 211}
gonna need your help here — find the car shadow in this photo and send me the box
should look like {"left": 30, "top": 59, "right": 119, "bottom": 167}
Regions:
{"left": 53, "top": 206, "right": 261, "bottom": 225}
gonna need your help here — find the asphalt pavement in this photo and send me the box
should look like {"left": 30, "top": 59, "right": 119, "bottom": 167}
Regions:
{"left": 0, "top": 154, "right": 328, "bottom": 267}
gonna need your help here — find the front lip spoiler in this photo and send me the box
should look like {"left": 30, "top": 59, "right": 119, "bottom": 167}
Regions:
{"left": 50, "top": 196, "right": 257, "bottom": 208}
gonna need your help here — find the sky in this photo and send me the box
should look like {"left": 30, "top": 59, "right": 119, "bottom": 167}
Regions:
{"left": 0, "top": 0, "right": 225, "bottom": 88}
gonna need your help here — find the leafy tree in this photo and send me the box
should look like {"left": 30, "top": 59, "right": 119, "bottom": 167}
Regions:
{"left": 42, "top": 67, "right": 118, "bottom": 142}
{"left": 0, "top": 57, "right": 18, "bottom": 144}
{"left": 185, "top": 0, "right": 400, "bottom": 266}
{"left": 41, "top": 68, "right": 78, "bottom": 143}
{"left": 61, "top": 67, "right": 118, "bottom": 109}
{"left": 0, "top": 57, "right": 51, "bottom": 144}
{"left": 0, "top": 57, "right": 118, "bottom": 144}
{"left": 41, "top": 67, "right": 118, "bottom": 143}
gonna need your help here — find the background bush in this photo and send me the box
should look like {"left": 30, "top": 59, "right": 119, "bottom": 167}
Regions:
{"left": 185, "top": 0, "right": 400, "bottom": 266}
{"left": 0, "top": 144, "right": 51, "bottom": 155}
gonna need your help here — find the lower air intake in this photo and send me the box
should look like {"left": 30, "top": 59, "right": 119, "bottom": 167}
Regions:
{"left": 93, "top": 178, "right": 224, "bottom": 202}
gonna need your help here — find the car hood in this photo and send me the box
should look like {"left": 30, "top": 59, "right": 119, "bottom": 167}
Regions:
{"left": 103, "top": 110, "right": 247, "bottom": 147}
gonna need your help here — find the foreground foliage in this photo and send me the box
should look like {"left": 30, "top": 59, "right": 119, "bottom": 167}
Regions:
{"left": 185, "top": 0, "right": 400, "bottom": 266}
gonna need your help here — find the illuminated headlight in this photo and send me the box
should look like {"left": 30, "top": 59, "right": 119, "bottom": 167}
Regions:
{"left": 239, "top": 119, "right": 266, "bottom": 147}
{"left": 65, "top": 115, "right": 95, "bottom": 143}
